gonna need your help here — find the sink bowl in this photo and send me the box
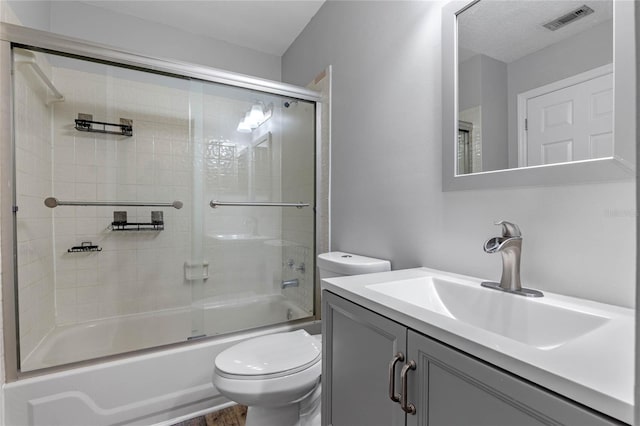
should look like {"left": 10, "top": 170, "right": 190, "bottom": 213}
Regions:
{"left": 366, "top": 276, "right": 609, "bottom": 349}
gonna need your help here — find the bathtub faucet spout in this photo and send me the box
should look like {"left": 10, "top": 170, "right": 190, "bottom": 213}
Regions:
{"left": 281, "top": 278, "right": 299, "bottom": 289}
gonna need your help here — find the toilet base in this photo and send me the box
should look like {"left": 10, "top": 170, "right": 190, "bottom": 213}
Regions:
{"left": 246, "top": 405, "right": 299, "bottom": 426}
{"left": 245, "top": 384, "right": 321, "bottom": 426}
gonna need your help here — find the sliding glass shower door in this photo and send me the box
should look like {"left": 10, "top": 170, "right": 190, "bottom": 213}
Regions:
{"left": 189, "top": 79, "right": 316, "bottom": 338}
{"left": 13, "top": 47, "right": 316, "bottom": 372}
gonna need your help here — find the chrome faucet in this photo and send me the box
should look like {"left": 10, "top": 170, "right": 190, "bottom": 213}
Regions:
{"left": 481, "top": 221, "right": 543, "bottom": 297}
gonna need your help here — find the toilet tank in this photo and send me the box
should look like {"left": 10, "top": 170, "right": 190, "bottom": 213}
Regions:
{"left": 317, "top": 251, "right": 391, "bottom": 279}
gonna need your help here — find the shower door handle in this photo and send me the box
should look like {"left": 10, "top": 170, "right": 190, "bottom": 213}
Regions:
{"left": 388, "top": 352, "right": 404, "bottom": 403}
{"left": 209, "top": 200, "right": 309, "bottom": 209}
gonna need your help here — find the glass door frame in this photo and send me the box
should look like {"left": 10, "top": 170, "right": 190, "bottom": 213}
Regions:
{"left": 0, "top": 22, "right": 324, "bottom": 381}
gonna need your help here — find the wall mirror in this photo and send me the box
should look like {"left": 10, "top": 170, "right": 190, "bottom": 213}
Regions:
{"left": 442, "top": 0, "right": 636, "bottom": 191}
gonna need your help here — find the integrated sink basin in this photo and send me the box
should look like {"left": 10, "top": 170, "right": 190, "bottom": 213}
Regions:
{"left": 321, "top": 267, "right": 634, "bottom": 424}
{"left": 366, "top": 276, "right": 609, "bottom": 349}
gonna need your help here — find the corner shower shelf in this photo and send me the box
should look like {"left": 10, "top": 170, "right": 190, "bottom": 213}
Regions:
{"left": 68, "top": 242, "right": 102, "bottom": 253}
{"left": 111, "top": 210, "right": 164, "bottom": 231}
{"left": 111, "top": 222, "right": 164, "bottom": 232}
{"left": 74, "top": 113, "right": 133, "bottom": 137}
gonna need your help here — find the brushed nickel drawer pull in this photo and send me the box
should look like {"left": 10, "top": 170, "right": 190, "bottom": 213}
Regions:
{"left": 400, "top": 360, "right": 417, "bottom": 415}
{"left": 388, "top": 352, "right": 405, "bottom": 403}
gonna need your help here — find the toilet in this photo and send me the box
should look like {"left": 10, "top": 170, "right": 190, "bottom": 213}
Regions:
{"left": 212, "top": 251, "right": 391, "bottom": 426}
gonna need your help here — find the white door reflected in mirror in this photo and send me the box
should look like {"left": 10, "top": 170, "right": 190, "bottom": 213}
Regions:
{"left": 520, "top": 65, "right": 613, "bottom": 167}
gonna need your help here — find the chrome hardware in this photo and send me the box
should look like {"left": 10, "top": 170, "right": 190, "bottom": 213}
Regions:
{"left": 286, "top": 259, "right": 306, "bottom": 274}
{"left": 400, "top": 360, "right": 417, "bottom": 415}
{"left": 388, "top": 352, "right": 405, "bottom": 403}
{"left": 210, "top": 200, "right": 309, "bottom": 209}
{"left": 44, "top": 197, "right": 183, "bottom": 209}
{"left": 281, "top": 278, "right": 299, "bottom": 289}
{"left": 481, "top": 220, "right": 543, "bottom": 297}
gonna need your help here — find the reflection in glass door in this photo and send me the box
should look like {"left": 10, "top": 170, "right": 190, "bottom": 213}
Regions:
{"left": 195, "top": 80, "right": 316, "bottom": 337}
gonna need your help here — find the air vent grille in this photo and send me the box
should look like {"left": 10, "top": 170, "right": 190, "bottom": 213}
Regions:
{"left": 543, "top": 5, "right": 594, "bottom": 31}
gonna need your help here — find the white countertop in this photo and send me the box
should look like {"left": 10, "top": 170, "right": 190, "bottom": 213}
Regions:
{"left": 322, "top": 267, "right": 635, "bottom": 424}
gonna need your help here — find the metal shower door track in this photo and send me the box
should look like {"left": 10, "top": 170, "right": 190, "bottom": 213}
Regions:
{"left": 0, "top": 23, "right": 321, "bottom": 102}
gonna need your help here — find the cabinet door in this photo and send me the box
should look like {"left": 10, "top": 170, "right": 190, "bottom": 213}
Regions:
{"left": 406, "top": 330, "right": 622, "bottom": 426}
{"left": 322, "top": 291, "right": 407, "bottom": 426}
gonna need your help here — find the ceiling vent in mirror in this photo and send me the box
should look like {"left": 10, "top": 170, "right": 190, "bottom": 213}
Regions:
{"left": 543, "top": 5, "right": 594, "bottom": 31}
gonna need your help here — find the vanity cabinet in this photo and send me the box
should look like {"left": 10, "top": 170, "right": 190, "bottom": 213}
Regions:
{"left": 322, "top": 291, "right": 623, "bottom": 426}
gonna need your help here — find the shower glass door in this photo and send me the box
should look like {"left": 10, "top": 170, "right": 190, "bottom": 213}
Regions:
{"left": 189, "top": 79, "right": 316, "bottom": 338}
{"left": 13, "top": 47, "right": 316, "bottom": 372}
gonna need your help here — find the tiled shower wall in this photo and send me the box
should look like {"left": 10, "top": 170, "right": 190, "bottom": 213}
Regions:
{"left": 15, "top": 53, "right": 317, "bottom": 362}
{"left": 49, "top": 65, "right": 194, "bottom": 325}
{"left": 14, "top": 51, "right": 56, "bottom": 357}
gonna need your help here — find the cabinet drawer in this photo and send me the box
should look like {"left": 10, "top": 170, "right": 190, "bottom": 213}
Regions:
{"left": 407, "top": 330, "right": 623, "bottom": 426}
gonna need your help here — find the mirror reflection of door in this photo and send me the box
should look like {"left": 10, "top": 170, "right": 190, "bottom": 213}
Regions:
{"left": 520, "top": 66, "right": 613, "bottom": 166}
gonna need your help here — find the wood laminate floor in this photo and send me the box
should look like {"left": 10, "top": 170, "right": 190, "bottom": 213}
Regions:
{"left": 171, "top": 405, "right": 247, "bottom": 426}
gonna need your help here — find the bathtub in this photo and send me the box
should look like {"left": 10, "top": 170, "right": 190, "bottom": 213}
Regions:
{"left": 5, "top": 294, "right": 319, "bottom": 426}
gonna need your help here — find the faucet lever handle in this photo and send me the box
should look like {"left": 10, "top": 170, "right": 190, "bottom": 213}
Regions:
{"left": 494, "top": 220, "right": 521, "bottom": 238}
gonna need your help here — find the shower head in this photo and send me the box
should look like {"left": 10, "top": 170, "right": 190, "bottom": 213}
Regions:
{"left": 283, "top": 100, "right": 298, "bottom": 108}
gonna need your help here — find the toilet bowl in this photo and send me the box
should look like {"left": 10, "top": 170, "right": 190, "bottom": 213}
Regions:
{"left": 212, "top": 252, "right": 390, "bottom": 426}
{"left": 213, "top": 330, "right": 322, "bottom": 426}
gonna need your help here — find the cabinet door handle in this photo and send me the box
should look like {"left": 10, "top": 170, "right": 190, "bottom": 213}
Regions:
{"left": 388, "top": 352, "right": 405, "bottom": 403}
{"left": 400, "top": 360, "right": 417, "bottom": 415}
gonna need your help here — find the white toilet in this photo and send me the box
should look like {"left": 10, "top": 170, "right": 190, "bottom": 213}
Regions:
{"left": 212, "top": 251, "right": 391, "bottom": 426}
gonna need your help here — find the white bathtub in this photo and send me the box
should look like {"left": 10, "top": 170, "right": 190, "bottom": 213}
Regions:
{"left": 5, "top": 294, "right": 318, "bottom": 426}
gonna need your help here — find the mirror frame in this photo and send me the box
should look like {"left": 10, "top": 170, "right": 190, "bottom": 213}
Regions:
{"left": 442, "top": 0, "right": 636, "bottom": 191}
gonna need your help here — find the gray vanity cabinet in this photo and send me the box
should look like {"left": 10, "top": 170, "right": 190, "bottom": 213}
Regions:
{"left": 322, "top": 290, "right": 407, "bottom": 426}
{"left": 322, "top": 291, "right": 623, "bottom": 426}
{"left": 405, "top": 330, "right": 621, "bottom": 426}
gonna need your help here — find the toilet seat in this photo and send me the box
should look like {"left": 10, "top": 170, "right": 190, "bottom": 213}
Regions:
{"left": 212, "top": 330, "right": 322, "bottom": 408}
{"left": 215, "top": 330, "right": 321, "bottom": 379}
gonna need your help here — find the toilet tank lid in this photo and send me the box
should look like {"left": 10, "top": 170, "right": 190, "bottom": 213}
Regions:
{"left": 215, "top": 330, "right": 321, "bottom": 377}
{"left": 317, "top": 251, "right": 391, "bottom": 275}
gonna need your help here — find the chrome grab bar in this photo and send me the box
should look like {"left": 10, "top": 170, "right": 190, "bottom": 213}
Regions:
{"left": 400, "top": 360, "right": 417, "bottom": 415}
{"left": 209, "top": 200, "right": 309, "bottom": 209}
{"left": 388, "top": 352, "right": 405, "bottom": 403}
{"left": 44, "top": 197, "right": 183, "bottom": 209}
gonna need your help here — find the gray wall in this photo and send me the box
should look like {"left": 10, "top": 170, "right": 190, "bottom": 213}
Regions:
{"left": 507, "top": 19, "right": 613, "bottom": 168}
{"left": 458, "top": 55, "right": 481, "bottom": 111}
{"left": 4, "top": 1, "right": 281, "bottom": 81}
{"left": 458, "top": 54, "right": 508, "bottom": 172}
{"left": 479, "top": 55, "right": 508, "bottom": 172}
{"left": 282, "top": 1, "right": 635, "bottom": 308}
{"left": 4, "top": 0, "right": 49, "bottom": 30}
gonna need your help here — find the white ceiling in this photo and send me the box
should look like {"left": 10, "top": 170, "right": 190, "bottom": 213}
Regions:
{"left": 79, "top": 1, "right": 325, "bottom": 56}
{"left": 458, "top": 0, "right": 613, "bottom": 64}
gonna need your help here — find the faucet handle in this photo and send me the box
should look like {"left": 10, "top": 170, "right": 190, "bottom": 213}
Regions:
{"left": 494, "top": 220, "right": 521, "bottom": 238}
